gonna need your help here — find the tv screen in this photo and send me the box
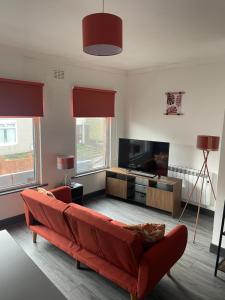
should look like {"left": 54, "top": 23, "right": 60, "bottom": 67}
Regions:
{"left": 118, "top": 138, "right": 170, "bottom": 176}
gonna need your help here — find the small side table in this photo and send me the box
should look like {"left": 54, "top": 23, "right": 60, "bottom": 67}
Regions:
{"left": 69, "top": 182, "right": 83, "bottom": 205}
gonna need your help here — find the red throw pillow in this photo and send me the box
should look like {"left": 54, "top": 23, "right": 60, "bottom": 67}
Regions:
{"left": 124, "top": 223, "right": 165, "bottom": 244}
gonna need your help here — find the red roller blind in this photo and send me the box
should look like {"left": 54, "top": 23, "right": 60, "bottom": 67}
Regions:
{"left": 73, "top": 86, "right": 116, "bottom": 117}
{"left": 0, "top": 78, "right": 44, "bottom": 117}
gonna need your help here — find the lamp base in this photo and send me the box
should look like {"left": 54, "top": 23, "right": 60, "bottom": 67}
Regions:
{"left": 64, "top": 174, "right": 71, "bottom": 186}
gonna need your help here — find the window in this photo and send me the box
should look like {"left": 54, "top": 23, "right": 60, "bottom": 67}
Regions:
{"left": 0, "top": 120, "right": 17, "bottom": 146}
{"left": 75, "top": 118, "right": 110, "bottom": 174}
{"left": 0, "top": 118, "right": 39, "bottom": 191}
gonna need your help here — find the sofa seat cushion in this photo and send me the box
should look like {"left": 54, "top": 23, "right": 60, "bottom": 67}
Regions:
{"left": 30, "top": 225, "right": 80, "bottom": 257}
{"left": 74, "top": 248, "right": 137, "bottom": 294}
{"left": 21, "top": 189, "right": 74, "bottom": 241}
{"left": 65, "top": 205, "right": 143, "bottom": 277}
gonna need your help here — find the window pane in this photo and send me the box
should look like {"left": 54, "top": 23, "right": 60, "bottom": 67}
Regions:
{"left": 76, "top": 118, "right": 107, "bottom": 174}
{"left": 0, "top": 129, "right": 4, "bottom": 144}
{"left": 0, "top": 118, "right": 36, "bottom": 189}
{"left": 0, "top": 120, "right": 17, "bottom": 146}
{"left": 6, "top": 128, "right": 16, "bottom": 144}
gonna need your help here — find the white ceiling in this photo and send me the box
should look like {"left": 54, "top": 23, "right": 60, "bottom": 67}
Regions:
{"left": 0, "top": 0, "right": 225, "bottom": 71}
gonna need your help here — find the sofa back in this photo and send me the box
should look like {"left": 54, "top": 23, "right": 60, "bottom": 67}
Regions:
{"left": 21, "top": 189, "right": 74, "bottom": 241}
{"left": 65, "top": 204, "right": 143, "bottom": 276}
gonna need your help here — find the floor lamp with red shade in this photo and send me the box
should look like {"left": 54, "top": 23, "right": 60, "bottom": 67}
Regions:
{"left": 179, "top": 135, "right": 220, "bottom": 243}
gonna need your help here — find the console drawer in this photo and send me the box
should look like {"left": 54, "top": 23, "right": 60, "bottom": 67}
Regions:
{"left": 146, "top": 187, "right": 173, "bottom": 212}
{"left": 106, "top": 177, "right": 127, "bottom": 199}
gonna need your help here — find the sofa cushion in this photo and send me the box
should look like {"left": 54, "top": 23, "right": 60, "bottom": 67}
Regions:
{"left": 65, "top": 204, "right": 143, "bottom": 276}
{"left": 21, "top": 189, "right": 74, "bottom": 241}
{"left": 95, "top": 220, "right": 143, "bottom": 276}
{"left": 74, "top": 248, "right": 138, "bottom": 294}
{"left": 30, "top": 225, "right": 79, "bottom": 257}
{"left": 65, "top": 204, "right": 112, "bottom": 255}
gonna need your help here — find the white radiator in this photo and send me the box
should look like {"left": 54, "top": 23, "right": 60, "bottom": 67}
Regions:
{"left": 168, "top": 165, "right": 216, "bottom": 209}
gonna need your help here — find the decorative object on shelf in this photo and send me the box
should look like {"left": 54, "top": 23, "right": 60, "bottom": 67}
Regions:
{"left": 164, "top": 91, "right": 185, "bottom": 115}
{"left": 57, "top": 155, "right": 75, "bottom": 186}
{"left": 82, "top": 0, "right": 122, "bottom": 56}
{"left": 179, "top": 135, "right": 220, "bottom": 243}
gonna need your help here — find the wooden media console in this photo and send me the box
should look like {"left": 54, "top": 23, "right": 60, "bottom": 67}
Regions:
{"left": 106, "top": 167, "right": 182, "bottom": 218}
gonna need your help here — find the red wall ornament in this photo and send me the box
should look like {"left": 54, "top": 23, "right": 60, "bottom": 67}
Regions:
{"left": 164, "top": 91, "right": 185, "bottom": 115}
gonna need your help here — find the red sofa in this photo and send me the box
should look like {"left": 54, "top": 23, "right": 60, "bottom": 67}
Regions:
{"left": 21, "top": 186, "right": 188, "bottom": 300}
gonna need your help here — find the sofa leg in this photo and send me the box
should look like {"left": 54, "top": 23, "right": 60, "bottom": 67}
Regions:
{"left": 76, "top": 260, "right": 81, "bottom": 269}
{"left": 130, "top": 293, "right": 137, "bottom": 300}
{"left": 33, "top": 232, "right": 37, "bottom": 243}
{"left": 167, "top": 269, "right": 171, "bottom": 277}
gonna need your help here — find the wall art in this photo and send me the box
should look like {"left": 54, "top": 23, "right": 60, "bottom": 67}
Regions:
{"left": 165, "top": 91, "right": 185, "bottom": 115}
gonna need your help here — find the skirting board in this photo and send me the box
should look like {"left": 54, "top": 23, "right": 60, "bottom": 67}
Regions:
{"left": 210, "top": 243, "right": 225, "bottom": 257}
{"left": 0, "top": 214, "right": 25, "bottom": 229}
{"left": 181, "top": 201, "right": 214, "bottom": 217}
{"left": 83, "top": 189, "right": 105, "bottom": 200}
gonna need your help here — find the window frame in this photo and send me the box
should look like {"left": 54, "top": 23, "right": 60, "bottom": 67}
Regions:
{"left": 0, "top": 117, "right": 42, "bottom": 193}
{"left": 74, "top": 117, "right": 111, "bottom": 176}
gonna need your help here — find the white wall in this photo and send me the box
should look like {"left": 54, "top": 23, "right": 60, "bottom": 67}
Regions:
{"left": 0, "top": 46, "right": 126, "bottom": 220}
{"left": 125, "top": 63, "right": 225, "bottom": 174}
{"left": 125, "top": 62, "right": 225, "bottom": 246}
{"left": 212, "top": 112, "right": 225, "bottom": 248}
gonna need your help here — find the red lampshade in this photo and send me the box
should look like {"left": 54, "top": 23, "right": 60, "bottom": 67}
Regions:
{"left": 57, "top": 155, "right": 74, "bottom": 170}
{"left": 197, "top": 135, "right": 220, "bottom": 151}
{"left": 82, "top": 13, "right": 122, "bottom": 56}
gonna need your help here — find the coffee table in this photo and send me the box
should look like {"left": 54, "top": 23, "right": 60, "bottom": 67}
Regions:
{"left": 0, "top": 230, "right": 66, "bottom": 300}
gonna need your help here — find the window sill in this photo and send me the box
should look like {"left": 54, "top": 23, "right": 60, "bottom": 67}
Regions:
{"left": 0, "top": 183, "right": 48, "bottom": 196}
{"left": 72, "top": 168, "right": 107, "bottom": 178}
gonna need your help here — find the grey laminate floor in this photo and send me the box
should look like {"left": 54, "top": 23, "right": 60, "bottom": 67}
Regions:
{"left": 5, "top": 196, "right": 225, "bottom": 300}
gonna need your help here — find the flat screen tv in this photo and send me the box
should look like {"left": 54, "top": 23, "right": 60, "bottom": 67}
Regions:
{"left": 118, "top": 138, "right": 170, "bottom": 176}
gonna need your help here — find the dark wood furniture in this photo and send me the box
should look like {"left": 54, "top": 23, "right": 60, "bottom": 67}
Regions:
{"left": 215, "top": 200, "right": 225, "bottom": 276}
{"left": 106, "top": 167, "right": 182, "bottom": 218}
{"left": 0, "top": 230, "right": 66, "bottom": 300}
{"left": 70, "top": 182, "right": 83, "bottom": 205}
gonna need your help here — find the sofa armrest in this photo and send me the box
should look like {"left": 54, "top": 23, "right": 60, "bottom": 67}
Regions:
{"left": 137, "top": 225, "right": 188, "bottom": 299}
{"left": 50, "top": 186, "right": 72, "bottom": 203}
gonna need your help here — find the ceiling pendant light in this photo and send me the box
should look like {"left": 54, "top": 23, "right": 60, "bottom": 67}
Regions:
{"left": 82, "top": 0, "right": 123, "bottom": 56}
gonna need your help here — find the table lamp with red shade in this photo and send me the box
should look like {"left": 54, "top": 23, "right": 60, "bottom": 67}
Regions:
{"left": 57, "top": 155, "right": 75, "bottom": 186}
{"left": 179, "top": 135, "right": 220, "bottom": 243}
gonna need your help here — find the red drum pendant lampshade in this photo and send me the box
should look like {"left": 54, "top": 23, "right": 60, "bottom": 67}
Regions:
{"left": 82, "top": 12, "right": 122, "bottom": 56}
{"left": 197, "top": 135, "right": 220, "bottom": 151}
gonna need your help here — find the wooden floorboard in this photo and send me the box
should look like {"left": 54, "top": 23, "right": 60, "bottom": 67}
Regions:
{"left": 5, "top": 196, "right": 225, "bottom": 300}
